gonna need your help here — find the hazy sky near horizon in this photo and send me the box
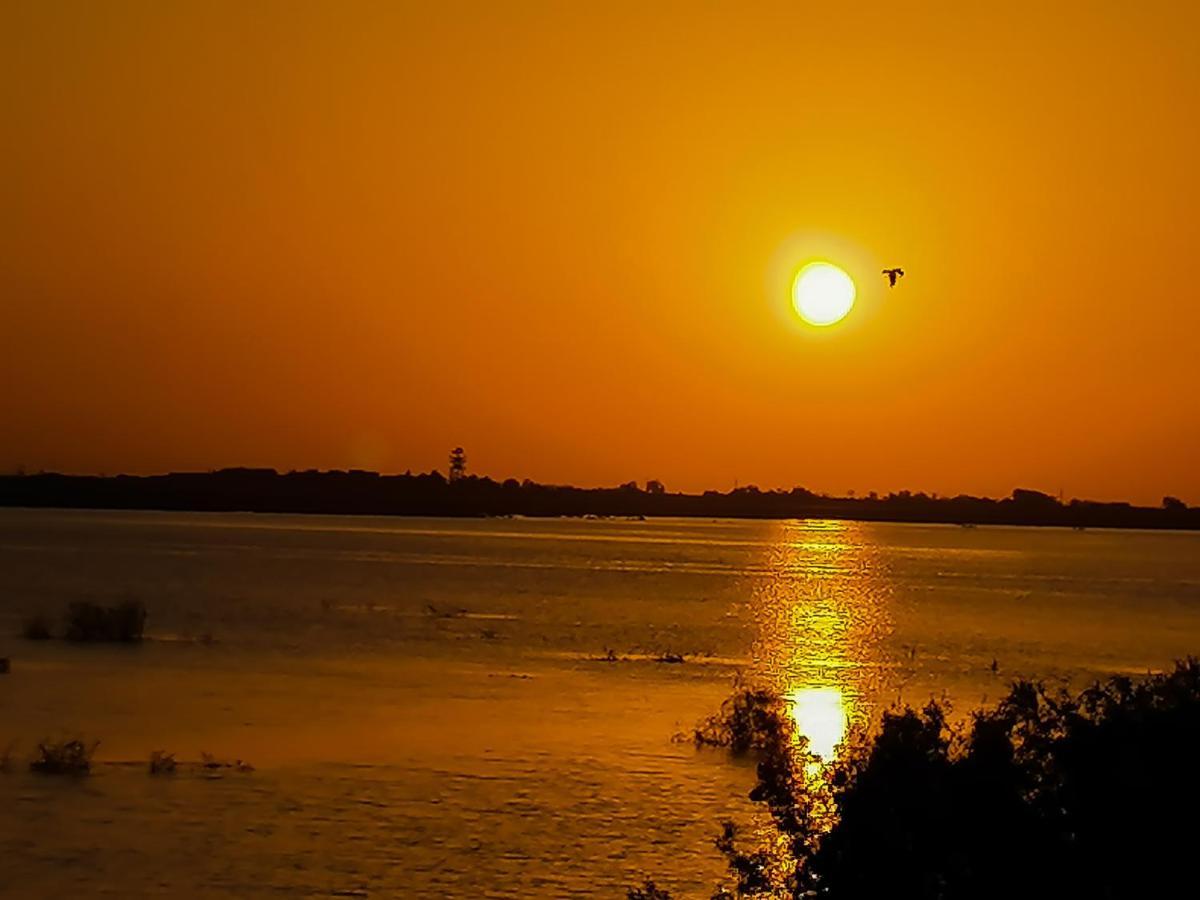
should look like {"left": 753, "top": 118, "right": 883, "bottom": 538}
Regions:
{"left": 4, "top": 2, "right": 1200, "bottom": 502}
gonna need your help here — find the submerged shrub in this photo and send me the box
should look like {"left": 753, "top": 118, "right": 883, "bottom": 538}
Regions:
{"left": 149, "top": 750, "right": 177, "bottom": 775}
{"left": 627, "top": 880, "right": 673, "bottom": 900}
{"left": 692, "top": 686, "right": 795, "bottom": 756}
{"left": 30, "top": 738, "right": 98, "bottom": 775}
{"left": 200, "top": 751, "right": 254, "bottom": 773}
{"left": 22, "top": 615, "right": 53, "bottom": 640}
{"left": 63, "top": 600, "right": 146, "bottom": 642}
{"left": 687, "top": 659, "right": 1200, "bottom": 899}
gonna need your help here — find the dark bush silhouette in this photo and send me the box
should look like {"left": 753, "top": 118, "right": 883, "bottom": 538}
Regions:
{"left": 30, "top": 738, "right": 98, "bottom": 775}
{"left": 627, "top": 880, "right": 673, "bottom": 899}
{"left": 686, "top": 660, "right": 1200, "bottom": 899}
{"left": 692, "top": 685, "right": 800, "bottom": 756}
{"left": 63, "top": 600, "right": 146, "bottom": 642}
{"left": 22, "top": 614, "right": 52, "bottom": 640}
{"left": 148, "top": 750, "right": 177, "bottom": 775}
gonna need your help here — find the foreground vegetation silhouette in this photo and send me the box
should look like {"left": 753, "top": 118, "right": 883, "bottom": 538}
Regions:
{"left": 637, "top": 660, "right": 1200, "bottom": 899}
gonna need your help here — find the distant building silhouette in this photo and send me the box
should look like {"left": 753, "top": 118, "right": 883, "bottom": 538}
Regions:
{"left": 448, "top": 447, "right": 467, "bottom": 483}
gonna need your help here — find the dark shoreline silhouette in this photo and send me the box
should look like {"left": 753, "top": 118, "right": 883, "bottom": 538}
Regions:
{"left": 1, "top": 469, "right": 1196, "bottom": 530}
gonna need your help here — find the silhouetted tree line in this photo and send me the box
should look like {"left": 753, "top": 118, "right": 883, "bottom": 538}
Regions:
{"left": 0, "top": 469, "right": 1196, "bottom": 529}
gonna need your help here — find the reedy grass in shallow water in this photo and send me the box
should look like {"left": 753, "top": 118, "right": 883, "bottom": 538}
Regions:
{"left": 0, "top": 742, "right": 257, "bottom": 778}
{"left": 21, "top": 614, "right": 52, "bottom": 640}
{"left": 148, "top": 750, "right": 177, "bottom": 775}
{"left": 64, "top": 600, "right": 146, "bottom": 642}
{"left": 29, "top": 738, "right": 99, "bottom": 775}
{"left": 20, "top": 601, "right": 147, "bottom": 642}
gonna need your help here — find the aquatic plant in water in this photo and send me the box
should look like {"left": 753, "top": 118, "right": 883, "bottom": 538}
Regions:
{"left": 691, "top": 685, "right": 797, "bottom": 756}
{"left": 63, "top": 600, "right": 146, "bottom": 642}
{"left": 22, "top": 615, "right": 52, "bottom": 640}
{"left": 627, "top": 880, "right": 673, "bottom": 900}
{"left": 149, "top": 750, "right": 177, "bottom": 775}
{"left": 30, "top": 738, "right": 98, "bottom": 775}
{"left": 200, "top": 751, "right": 254, "bottom": 773}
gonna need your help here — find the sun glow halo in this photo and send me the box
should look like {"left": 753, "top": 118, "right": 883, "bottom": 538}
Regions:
{"left": 792, "top": 262, "right": 856, "bottom": 326}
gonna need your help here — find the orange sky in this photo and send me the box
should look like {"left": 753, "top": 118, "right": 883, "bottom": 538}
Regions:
{"left": 3, "top": 2, "right": 1199, "bottom": 503}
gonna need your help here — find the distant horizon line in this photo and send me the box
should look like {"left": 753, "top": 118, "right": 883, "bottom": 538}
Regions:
{"left": 2, "top": 465, "right": 1191, "bottom": 512}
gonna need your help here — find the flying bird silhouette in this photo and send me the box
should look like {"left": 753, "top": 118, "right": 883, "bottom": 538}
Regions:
{"left": 882, "top": 268, "right": 904, "bottom": 288}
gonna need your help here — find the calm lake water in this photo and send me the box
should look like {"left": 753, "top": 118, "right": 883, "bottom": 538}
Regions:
{"left": 3, "top": 509, "right": 1200, "bottom": 897}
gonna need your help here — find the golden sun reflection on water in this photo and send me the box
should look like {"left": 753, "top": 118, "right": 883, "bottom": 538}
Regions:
{"left": 788, "top": 686, "right": 847, "bottom": 759}
{"left": 752, "top": 519, "right": 893, "bottom": 764}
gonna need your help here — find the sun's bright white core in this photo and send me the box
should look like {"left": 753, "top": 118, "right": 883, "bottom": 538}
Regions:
{"left": 792, "top": 262, "right": 856, "bottom": 326}
{"left": 789, "top": 687, "right": 848, "bottom": 760}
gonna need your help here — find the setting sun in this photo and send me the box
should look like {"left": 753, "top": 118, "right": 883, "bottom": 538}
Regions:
{"left": 792, "top": 262, "right": 856, "bottom": 326}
